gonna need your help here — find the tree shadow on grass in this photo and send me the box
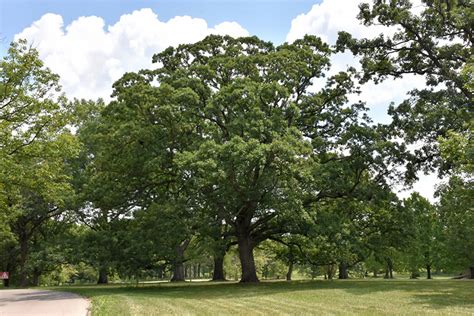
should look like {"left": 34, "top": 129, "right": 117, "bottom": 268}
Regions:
{"left": 316, "top": 279, "right": 474, "bottom": 310}
{"left": 53, "top": 279, "right": 474, "bottom": 311}
{"left": 410, "top": 291, "right": 474, "bottom": 309}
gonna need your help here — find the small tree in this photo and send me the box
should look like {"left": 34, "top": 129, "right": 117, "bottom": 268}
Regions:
{"left": 403, "top": 193, "right": 442, "bottom": 279}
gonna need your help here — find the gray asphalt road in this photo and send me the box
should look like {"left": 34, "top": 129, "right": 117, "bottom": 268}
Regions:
{"left": 0, "top": 289, "right": 89, "bottom": 316}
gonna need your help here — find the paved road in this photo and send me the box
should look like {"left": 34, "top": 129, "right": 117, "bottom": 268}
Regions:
{"left": 0, "top": 289, "right": 89, "bottom": 316}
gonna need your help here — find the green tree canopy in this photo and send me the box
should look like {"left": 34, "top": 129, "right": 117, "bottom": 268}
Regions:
{"left": 0, "top": 40, "right": 79, "bottom": 286}
{"left": 337, "top": 0, "right": 473, "bottom": 178}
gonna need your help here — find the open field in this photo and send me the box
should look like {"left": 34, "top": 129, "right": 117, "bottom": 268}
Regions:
{"left": 52, "top": 279, "right": 474, "bottom": 315}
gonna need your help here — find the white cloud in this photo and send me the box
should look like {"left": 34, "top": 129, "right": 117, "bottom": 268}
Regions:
{"left": 211, "top": 21, "right": 250, "bottom": 37}
{"left": 286, "top": 0, "right": 424, "bottom": 44}
{"left": 15, "top": 9, "right": 249, "bottom": 100}
{"left": 287, "top": 1, "right": 393, "bottom": 44}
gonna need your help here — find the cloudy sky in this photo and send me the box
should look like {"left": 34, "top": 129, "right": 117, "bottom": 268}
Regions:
{"left": 0, "top": 0, "right": 437, "bottom": 199}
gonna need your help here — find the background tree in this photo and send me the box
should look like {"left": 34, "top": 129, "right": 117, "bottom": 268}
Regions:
{"left": 437, "top": 177, "right": 474, "bottom": 278}
{"left": 72, "top": 63, "right": 201, "bottom": 281}
{"left": 337, "top": 0, "right": 472, "bottom": 178}
{"left": 436, "top": 118, "right": 473, "bottom": 278}
{"left": 402, "top": 192, "right": 442, "bottom": 279}
{"left": 0, "top": 40, "right": 78, "bottom": 286}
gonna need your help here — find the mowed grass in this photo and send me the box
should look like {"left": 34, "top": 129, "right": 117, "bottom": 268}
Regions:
{"left": 54, "top": 279, "right": 474, "bottom": 315}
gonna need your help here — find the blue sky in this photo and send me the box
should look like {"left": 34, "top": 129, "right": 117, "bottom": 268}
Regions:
{"left": 1, "top": 0, "right": 317, "bottom": 51}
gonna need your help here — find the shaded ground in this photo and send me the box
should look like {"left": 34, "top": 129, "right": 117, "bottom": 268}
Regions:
{"left": 0, "top": 289, "right": 90, "bottom": 316}
{"left": 53, "top": 279, "right": 473, "bottom": 315}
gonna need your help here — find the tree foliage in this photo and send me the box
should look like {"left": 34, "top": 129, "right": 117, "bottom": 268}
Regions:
{"left": 0, "top": 40, "right": 79, "bottom": 286}
{"left": 337, "top": 0, "right": 473, "bottom": 178}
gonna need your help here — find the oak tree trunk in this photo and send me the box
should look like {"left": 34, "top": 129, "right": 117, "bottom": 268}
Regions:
{"left": 426, "top": 265, "right": 432, "bottom": 279}
{"left": 470, "top": 267, "right": 474, "bottom": 279}
{"left": 338, "top": 262, "right": 349, "bottom": 279}
{"left": 171, "top": 262, "right": 185, "bottom": 281}
{"left": 31, "top": 268, "right": 41, "bottom": 286}
{"left": 212, "top": 254, "right": 226, "bottom": 281}
{"left": 19, "top": 236, "right": 29, "bottom": 287}
{"left": 237, "top": 234, "right": 258, "bottom": 283}
{"left": 97, "top": 266, "right": 108, "bottom": 284}
{"left": 170, "top": 240, "right": 189, "bottom": 282}
{"left": 385, "top": 257, "right": 394, "bottom": 279}
{"left": 286, "top": 261, "right": 293, "bottom": 281}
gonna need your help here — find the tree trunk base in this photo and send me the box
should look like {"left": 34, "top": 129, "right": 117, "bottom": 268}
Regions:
{"left": 97, "top": 267, "right": 108, "bottom": 284}
{"left": 239, "top": 278, "right": 259, "bottom": 283}
{"left": 212, "top": 255, "right": 226, "bottom": 281}
{"left": 171, "top": 261, "right": 185, "bottom": 282}
{"left": 237, "top": 233, "right": 259, "bottom": 283}
{"left": 338, "top": 263, "right": 349, "bottom": 279}
{"left": 286, "top": 262, "right": 293, "bottom": 281}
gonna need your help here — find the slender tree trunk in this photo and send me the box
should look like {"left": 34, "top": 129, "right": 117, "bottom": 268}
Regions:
{"left": 19, "top": 236, "right": 29, "bottom": 287}
{"left": 327, "top": 265, "right": 334, "bottom": 280}
{"left": 97, "top": 266, "right": 108, "bottom": 284}
{"left": 286, "top": 261, "right": 293, "bottom": 281}
{"left": 157, "top": 264, "right": 164, "bottom": 279}
{"left": 385, "top": 257, "right": 394, "bottom": 279}
{"left": 373, "top": 269, "right": 377, "bottom": 278}
{"left": 338, "top": 263, "right": 349, "bottom": 279}
{"left": 31, "top": 268, "right": 41, "bottom": 286}
{"left": 426, "top": 265, "right": 432, "bottom": 279}
{"left": 237, "top": 233, "right": 258, "bottom": 283}
{"left": 212, "top": 254, "right": 226, "bottom": 281}
{"left": 469, "top": 267, "right": 474, "bottom": 279}
{"left": 197, "top": 263, "right": 201, "bottom": 279}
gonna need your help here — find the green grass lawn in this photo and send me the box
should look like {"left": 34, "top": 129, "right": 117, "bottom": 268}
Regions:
{"left": 53, "top": 279, "right": 474, "bottom": 315}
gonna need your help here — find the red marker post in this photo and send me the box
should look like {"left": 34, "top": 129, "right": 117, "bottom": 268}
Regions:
{"left": 1, "top": 271, "right": 9, "bottom": 287}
